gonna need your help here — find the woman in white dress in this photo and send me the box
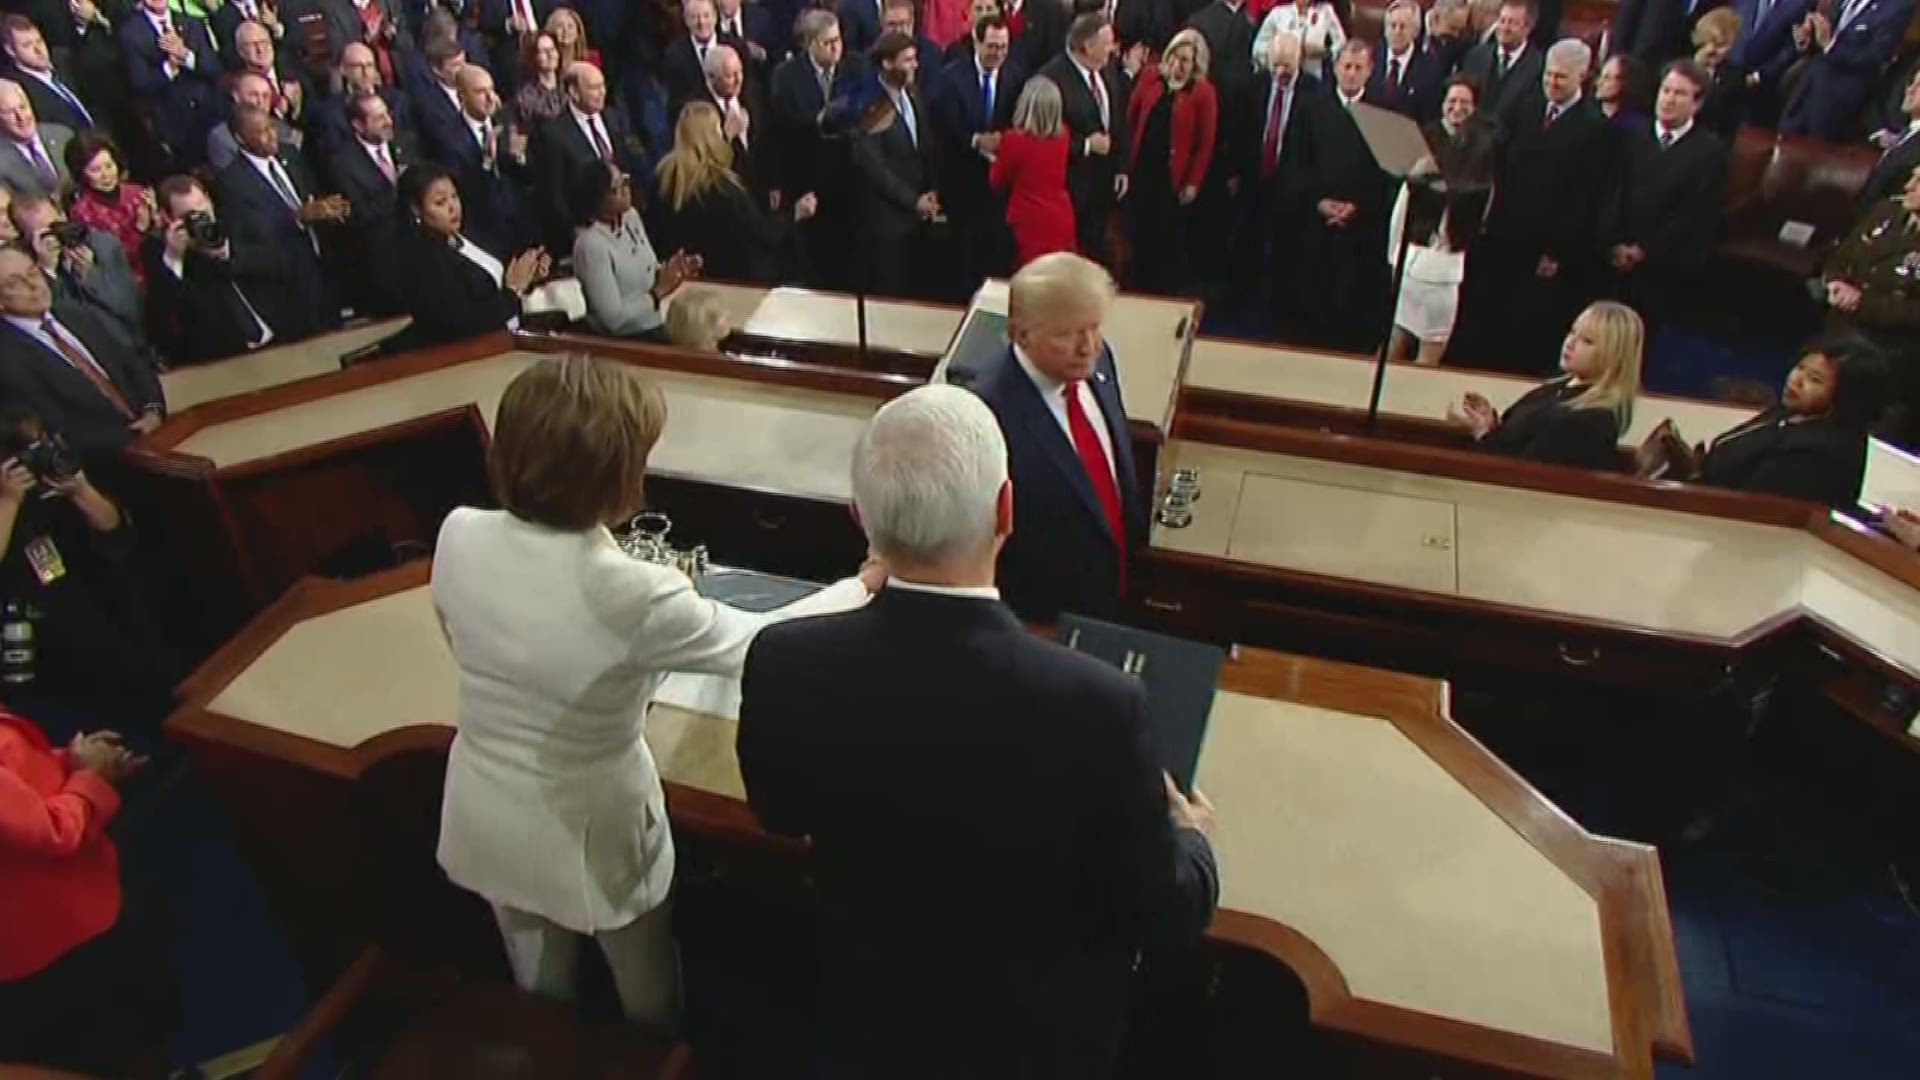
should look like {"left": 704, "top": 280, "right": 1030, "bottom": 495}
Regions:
{"left": 1386, "top": 76, "right": 1497, "bottom": 366}
{"left": 1253, "top": 0, "right": 1346, "bottom": 82}
{"left": 431, "top": 354, "right": 885, "bottom": 1030}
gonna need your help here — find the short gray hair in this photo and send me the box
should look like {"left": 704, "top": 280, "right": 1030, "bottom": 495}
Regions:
{"left": 1011, "top": 76, "right": 1063, "bottom": 138}
{"left": 794, "top": 8, "right": 838, "bottom": 46}
{"left": 1545, "top": 37, "right": 1591, "bottom": 77}
{"left": 853, "top": 385, "right": 1008, "bottom": 565}
{"left": 703, "top": 42, "right": 741, "bottom": 79}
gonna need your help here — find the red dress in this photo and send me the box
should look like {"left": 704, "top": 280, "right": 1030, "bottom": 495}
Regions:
{"left": 989, "top": 129, "right": 1076, "bottom": 268}
{"left": 0, "top": 713, "right": 122, "bottom": 980}
{"left": 69, "top": 183, "right": 154, "bottom": 289}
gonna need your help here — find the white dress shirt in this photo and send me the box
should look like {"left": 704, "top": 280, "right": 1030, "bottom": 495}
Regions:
{"left": 1011, "top": 343, "right": 1117, "bottom": 482}
{"left": 571, "top": 104, "right": 611, "bottom": 157}
{"left": 454, "top": 235, "right": 519, "bottom": 330}
{"left": 1656, "top": 117, "right": 1695, "bottom": 145}
{"left": 432, "top": 508, "right": 871, "bottom": 932}
{"left": 888, "top": 579, "right": 1002, "bottom": 601}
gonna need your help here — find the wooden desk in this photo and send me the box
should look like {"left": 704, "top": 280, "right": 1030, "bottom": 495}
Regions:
{"left": 167, "top": 562, "right": 1689, "bottom": 1080}
{"left": 158, "top": 319, "right": 409, "bottom": 412}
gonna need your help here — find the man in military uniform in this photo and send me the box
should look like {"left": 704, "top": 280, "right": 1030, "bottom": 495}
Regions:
{"left": 1822, "top": 163, "right": 1920, "bottom": 447}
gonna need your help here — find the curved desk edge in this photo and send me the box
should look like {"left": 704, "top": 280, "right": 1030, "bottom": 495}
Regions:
{"left": 164, "top": 562, "right": 1686, "bottom": 1080}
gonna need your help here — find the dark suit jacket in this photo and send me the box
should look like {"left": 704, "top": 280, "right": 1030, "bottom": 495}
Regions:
{"left": 964, "top": 345, "right": 1144, "bottom": 621}
{"left": 1367, "top": 45, "right": 1447, "bottom": 122}
{"left": 1608, "top": 0, "right": 1691, "bottom": 64}
{"left": 1735, "top": 0, "right": 1814, "bottom": 78}
{"left": 305, "top": 85, "right": 417, "bottom": 168}
{"left": 1699, "top": 409, "right": 1867, "bottom": 507}
{"left": 117, "top": 11, "right": 221, "bottom": 164}
{"left": 851, "top": 89, "right": 938, "bottom": 236}
{"left": 534, "top": 105, "right": 646, "bottom": 246}
{"left": 140, "top": 239, "right": 287, "bottom": 364}
{"left": 427, "top": 109, "right": 541, "bottom": 258}
{"left": 768, "top": 52, "right": 871, "bottom": 194}
{"left": 213, "top": 152, "right": 338, "bottom": 340}
{"left": 929, "top": 57, "right": 1024, "bottom": 211}
{"left": 1458, "top": 38, "right": 1545, "bottom": 127}
{"left": 1598, "top": 122, "right": 1729, "bottom": 280}
{"left": 0, "top": 308, "right": 162, "bottom": 464}
{"left": 835, "top": 0, "right": 885, "bottom": 54}
{"left": 717, "top": 3, "right": 784, "bottom": 69}
{"left": 413, "top": 77, "right": 472, "bottom": 166}
{"left": 737, "top": 586, "right": 1220, "bottom": 1079}
{"left": 1779, "top": 0, "right": 1916, "bottom": 140}
{"left": 3, "top": 64, "right": 95, "bottom": 132}
{"left": 390, "top": 227, "right": 522, "bottom": 346}
{"left": 1039, "top": 54, "right": 1131, "bottom": 228}
{"left": 1859, "top": 127, "right": 1920, "bottom": 211}
{"left": 1479, "top": 377, "right": 1623, "bottom": 471}
{"left": 662, "top": 34, "right": 733, "bottom": 115}
{"left": 692, "top": 84, "right": 776, "bottom": 196}
{"left": 1486, "top": 92, "right": 1610, "bottom": 265}
{"left": 328, "top": 134, "right": 417, "bottom": 312}
{"left": 1186, "top": 1, "right": 1256, "bottom": 114}
{"left": 650, "top": 180, "right": 796, "bottom": 282}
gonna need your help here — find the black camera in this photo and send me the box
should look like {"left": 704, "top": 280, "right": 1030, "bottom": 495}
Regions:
{"left": 0, "top": 430, "right": 80, "bottom": 484}
{"left": 47, "top": 221, "right": 89, "bottom": 249}
{"left": 183, "top": 210, "right": 227, "bottom": 247}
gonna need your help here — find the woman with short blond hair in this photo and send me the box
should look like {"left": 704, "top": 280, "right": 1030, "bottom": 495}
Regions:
{"left": 653, "top": 102, "right": 816, "bottom": 282}
{"left": 1447, "top": 302, "right": 1643, "bottom": 470}
{"left": 990, "top": 77, "right": 1077, "bottom": 267}
{"left": 1690, "top": 6, "right": 1744, "bottom": 137}
{"left": 433, "top": 354, "right": 883, "bottom": 1027}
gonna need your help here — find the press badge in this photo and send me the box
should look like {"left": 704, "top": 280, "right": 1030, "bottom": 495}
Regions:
{"left": 24, "top": 537, "right": 65, "bottom": 584}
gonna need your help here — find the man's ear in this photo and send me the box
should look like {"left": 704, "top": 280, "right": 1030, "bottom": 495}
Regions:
{"left": 995, "top": 478, "right": 1013, "bottom": 538}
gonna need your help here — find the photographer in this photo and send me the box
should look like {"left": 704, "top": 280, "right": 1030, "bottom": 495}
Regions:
{"left": 9, "top": 188, "right": 151, "bottom": 362}
{"left": 142, "top": 175, "right": 298, "bottom": 365}
{"left": 0, "top": 405, "right": 179, "bottom": 719}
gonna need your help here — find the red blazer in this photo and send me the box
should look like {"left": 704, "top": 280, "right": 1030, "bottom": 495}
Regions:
{"left": 990, "top": 128, "right": 1077, "bottom": 267}
{"left": 1124, "top": 68, "right": 1219, "bottom": 193}
{"left": 0, "top": 714, "right": 122, "bottom": 981}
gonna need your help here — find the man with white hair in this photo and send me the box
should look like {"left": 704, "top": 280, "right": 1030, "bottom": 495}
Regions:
{"left": 0, "top": 79, "right": 70, "bottom": 193}
{"left": 1368, "top": 0, "right": 1447, "bottom": 120}
{"left": 738, "top": 381, "right": 1219, "bottom": 1078}
{"left": 1458, "top": 37, "right": 1608, "bottom": 371}
{"left": 664, "top": 0, "right": 726, "bottom": 113}
{"left": 698, "top": 44, "right": 775, "bottom": 198}
{"left": 952, "top": 251, "right": 1142, "bottom": 621}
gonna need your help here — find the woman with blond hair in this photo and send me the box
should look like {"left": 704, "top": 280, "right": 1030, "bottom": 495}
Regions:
{"left": 1447, "top": 301, "right": 1643, "bottom": 470}
{"left": 1125, "top": 28, "right": 1217, "bottom": 294}
{"left": 989, "top": 77, "right": 1076, "bottom": 268}
{"left": 653, "top": 101, "right": 816, "bottom": 282}
{"left": 434, "top": 355, "right": 884, "bottom": 1028}
{"left": 545, "top": 6, "right": 600, "bottom": 68}
{"left": 1690, "top": 7, "right": 1744, "bottom": 138}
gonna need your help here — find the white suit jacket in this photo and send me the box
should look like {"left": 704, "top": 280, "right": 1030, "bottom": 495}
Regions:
{"left": 431, "top": 507, "right": 869, "bottom": 932}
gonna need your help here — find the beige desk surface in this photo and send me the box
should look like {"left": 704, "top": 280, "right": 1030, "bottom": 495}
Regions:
{"left": 1862, "top": 437, "right": 1920, "bottom": 513}
{"left": 1187, "top": 339, "right": 1756, "bottom": 446}
{"left": 1155, "top": 439, "right": 1920, "bottom": 676}
{"left": 159, "top": 319, "right": 408, "bottom": 413}
{"left": 686, "top": 283, "right": 963, "bottom": 357}
{"left": 169, "top": 351, "right": 877, "bottom": 501}
{"left": 208, "top": 584, "right": 1613, "bottom": 1057}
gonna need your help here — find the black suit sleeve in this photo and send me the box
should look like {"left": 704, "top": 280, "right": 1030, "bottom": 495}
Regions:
{"left": 1491, "top": 405, "right": 1621, "bottom": 470}
{"left": 1090, "top": 677, "right": 1220, "bottom": 945}
{"left": 737, "top": 635, "right": 812, "bottom": 838}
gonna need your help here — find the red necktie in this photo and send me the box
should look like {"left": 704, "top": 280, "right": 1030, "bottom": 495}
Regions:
{"left": 374, "top": 143, "right": 395, "bottom": 181}
{"left": 1064, "top": 381, "right": 1127, "bottom": 593}
{"left": 1090, "top": 71, "right": 1109, "bottom": 129}
{"left": 1262, "top": 84, "right": 1287, "bottom": 178}
{"left": 42, "top": 317, "right": 132, "bottom": 418}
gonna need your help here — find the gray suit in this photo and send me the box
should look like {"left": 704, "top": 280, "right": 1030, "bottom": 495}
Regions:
{"left": 0, "top": 123, "right": 74, "bottom": 195}
{"left": 47, "top": 228, "right": 149, "bottom": 360}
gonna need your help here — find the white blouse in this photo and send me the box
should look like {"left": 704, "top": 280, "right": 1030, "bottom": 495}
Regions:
{"left": 1253, "top": 2, "right": 1347, "bottom": 76}
{"left": 454, "top": 235, "right": 519, "bottom": 331}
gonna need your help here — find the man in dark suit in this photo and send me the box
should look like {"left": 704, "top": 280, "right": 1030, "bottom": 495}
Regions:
{"left": 119, "top": 0, "right": 221, "bottom": 169}
{"left": 1369, "top": 0, "right": 1447, "bottom": 121}
{"left": 836, "top": 0, "right": 887, "bottom": 55}
{"left": 214, "top": 104, "right": 346, "bottom": 344}
{"left": 1418, "top": 0, "right": 1474, "bottom": 78}
{"left": 0, "top": 247, "right": 163, "bottom": 464}
{"left": 663, "top": 0, "right": 731, "bottom": 115}
{"left": 1282, "top": 39, "right": 1392, "bottom": 351}
{"left": 698, "top": 44, "right": 778, "bottom": 200}
{"left": 413, "top": 34, "right": 475, "bottom": 165}
{"left": 956, "top": 252, "right": 1145, "bottom": 620}
{"left": 1186, "top": 0, "right": 1255, "bottom": 118}
{"left": 535, "top": 60, "right": 646, "bottom": 250}
{"left": 1776, "top": 0, "right": 1915, "bottom": 141}
{"left": 144, "top": 175, "right": 305, "bottom": 364}
{"left": 1457, "top": 37, "right": 1608, "bottom": 371}
{"left": 1607, "top": 0, "right": 1691, "bottom": 65}
{"left": 477, "top": 0, "right": 554, "bottom": 88}
{"left": 716, "top": 0, "right": 784, "bottom": 71}
{"left": 851, "top": 31, "right": 940, "bottom": 296}
{"left": 1230, "top": 30, "right": 1319, "bottom": 306}
{"left": 1458, "top": 0, "right": 1545, "bottom": 126}
{"left": 930, "top": 16, "right": 1020, "bottom": 290}
{"left": 1599, "top": 59, "right": 1729, "bottom": 340}
{"left": 1862, "top": 65, "right": 1920, "bottom": 211}
{"left": 1, "top": 17, "right": 96, "bottom": 133}
{"left": 306, "top": 42, "right": 417, "bottom": 164}
{"left": 328, "top": 92, "right": 416, "bottom": 315}
{"left": 737, "top": 378, "right": 1218, "bottom": 1075}
{"left": 439, "top": 63, "right": 542, "bottom": 259}
{"left": 1040, "top": 12, "right": 1130, "bottom": 267}
{"left": 879, "top": 0, "right": 944, "bottom": 96}
{"left": 770, "top": 8, "right": 871, "bottom": 287}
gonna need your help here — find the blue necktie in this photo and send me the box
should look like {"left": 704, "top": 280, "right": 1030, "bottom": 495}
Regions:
{"left": 47, "top": 77, "right": 92, "bottom": 128}
{"left": 981, "top": 70, "right": 993, "bottom": 124}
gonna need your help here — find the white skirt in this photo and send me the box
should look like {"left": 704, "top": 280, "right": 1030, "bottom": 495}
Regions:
{"left": 1393, "top": 246, "right": 1466, "bottom": 343}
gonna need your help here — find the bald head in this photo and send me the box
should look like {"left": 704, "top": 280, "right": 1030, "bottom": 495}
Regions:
{"left": 235, "top": 19, "right": 275, "bottom": 73}
{"left": 340, "top": 41, "right": 380, "bottom": 93}
{"left": 563, "top": 60, "right": 606, "bottom": 113}
{"left": 1268, "top": 31, "right": 1302, "bottom": 84}
{"left": 455, "top": 64, "right": 499, "bottom": 120}
{"left": 231, "top": 70, "right": 273, "bottom": 109}
{"left": 0, "top": 78, "right": 35, "bottom": 140}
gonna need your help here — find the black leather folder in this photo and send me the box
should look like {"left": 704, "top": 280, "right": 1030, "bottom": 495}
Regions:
{"left": 1056, "top": 615, "right": 1223, "bottom": 791}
